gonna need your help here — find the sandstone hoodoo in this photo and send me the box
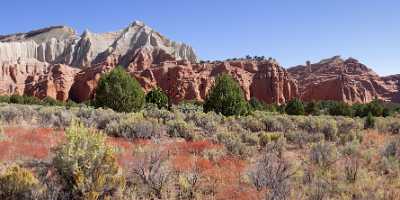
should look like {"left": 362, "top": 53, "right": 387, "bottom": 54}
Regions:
{"left": 288, "top": 56, "right": 400, "bottom": 104}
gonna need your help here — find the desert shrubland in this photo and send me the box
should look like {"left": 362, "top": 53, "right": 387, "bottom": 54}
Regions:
{"left": 1, "top": 103, "right": 400, "bottom": 199}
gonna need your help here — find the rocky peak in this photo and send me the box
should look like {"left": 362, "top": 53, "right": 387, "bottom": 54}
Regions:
{"left": 0, "top": 21, "right": 198, "bottom": 68}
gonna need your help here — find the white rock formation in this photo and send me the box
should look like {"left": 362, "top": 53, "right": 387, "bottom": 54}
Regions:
{"left": 0, "top": 21, "right": 198, "bottom": 68}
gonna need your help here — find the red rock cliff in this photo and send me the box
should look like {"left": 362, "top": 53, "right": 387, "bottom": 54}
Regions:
{"left": 288, "top": 56, "right": 400, "bottom": 103}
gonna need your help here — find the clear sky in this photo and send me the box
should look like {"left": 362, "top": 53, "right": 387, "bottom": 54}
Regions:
{"left": 1, "top": 0, "right": 399, "bottom": 75}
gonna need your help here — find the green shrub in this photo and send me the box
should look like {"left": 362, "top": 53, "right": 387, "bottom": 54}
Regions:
{"left": 174, "top": 101, "right": 203, "bottom": 114}
{"left": 94, "top": 67, "right": 145, "bottom": 112}
{"left": 186, "top": 111, "right": 221, "bottom": 135}
{"left": 365, "top": 112, "right": 375, "bottom": 129}
{"left": 0, "top": 105, "right": 22, "bottom": 123}
{"left": 305, "top": 101, "right": 320, "bottom": 116}
{"left": 143, "top": 105, "right": 176, "bottom": 122}
{"left": 0, "top": 165, "right": 42, "bottom": 200}
{"left": 37, "top": 107, "right": 73, "bottom": 128}
{"left": 42, "top": 97, "right": 64, "bottom": 106}
{"left": 105, "top": 117, "right": 164, "bottom": 139}
{"left": 216, "top": 130, "right": 249, "bottom": 157}
{"left": 321, "top": 119, "right": 338, "bottom": 141}
{"left": 167, "top": 120, "right": 196, "bottom": 140}
{"left": 285, "top": 131, "right": 324, "bottom": 148}
{"left": 145, "top": 88, "right": 169, "bottom": 109}
{"left": 0, "top": 95, "right": 10, "bottom": 103}
{"left": 241, "top": 132, "right": 260, "bottom": 146}
{"left": 203, "top": 74, "right": 248, "bottom": 116}
{"left": 249, "top": 97, "right": 277, "bottom": 112}
{"left": 353, "top": 99, "right": 385, "bottom": 117}
{"left": 375, "top": 117, "right": 400, "bottom": 134}
{"left": 259, "top": 132, "right": 283, "bottom": 147}
{"left": 240, "top": 116, "right": 265, "bottom": 132}
{"left": 10, "top": 95, "right": 42, "bottom": 105}
{"left": 328, "top": 102, "right": 353, "bottom": 116}
{"left": 310, "top": 141, "right": 337, "bottom": 169}
{"left": 53, "top": 123, "right": 125, "bottom": 200}
{"left": 336, "top": 117, "right": 363, "bottom": 136}
{"left": 76, "top": 107, "right": 121, "bottom": 129}
{"left": 249, "top": 97, "right": 266, "bottom": 111}
{"left": 285, "top": 98, "right": 305, "bottom": 115}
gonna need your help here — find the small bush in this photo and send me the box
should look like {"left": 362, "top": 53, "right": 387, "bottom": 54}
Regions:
{"left": 375, "top": 117, "right": 400, "bottom": 134}
{"left": 241, "top": 132, "right": 260, "bottom": 146}
{"left": 305, "top": 101, "right": 320, "bottom": 116}
{"left": 106, "top": 117, "right": 164, "bottom": 139}
{"left": 259, "top": 132, "right": 283, "bottom": 147}
{"left": 186, "top": 111, "right": 221, "bottom": 135}
{"left": 336, "top": 117, "right": 363, "bottom": 135}
{"left": 42, "top": 97, "right": 65, "bottom": 106}
{"left": 310, "top": 141, "right": 337, "bottom": 169}
{"left": 383, "top": 137, "right": 400, "bottom": 159}
{"left": 249, "top": 97, "right": 277, "bottom": 112}
{"left": 144, "top": 105, "right": 176, "bottom": 122}
{"left": 145, "top": 88, "right": 169, "bottom": 109}
{"left": 0, "top": 165, "right": 42, "bottom": 200}
{"left": 94, "top": 67, "right": 145, "bottom": 112}
{"left": 10, "top": 94, "right": 42, "bottom": 105}
{"left": 0, "top": 95, "right": 10, "bottom": 103}
{"left": 285, "top": 98, "right": 305, "bottom": 115}
{"left": 328, "top": 102, "right": 353, "bottom": 116}
{"left": 285, "top": 131, "right": 324, "bottom": 148}
{"left": 53, "top": 123, "right": 125, "bottom": 200}
{"left": 167, "top": 120, "right": 196, "bottom": 141}
{"left": 76, "top": 107, "right": 121, "bottom": 129}
{"left": 174, "top": 102, "right": 203, "bottom": 114}
{"left": 0, "top": 105, "right": 22, "bottom": 124}
{"left": 37, "top": 107, "right": 73, "bottom": 128}
{"left": 216, "top": 130, "right": 249, "bottom": 157}
{"left": 203, "top": 73, "right": 248, "bottom": 116}
{"left": 241, "top": 116, "right": 266, "bottom": 132}
{"left": 365, "top": 112, "right": 375, "bottom": 129}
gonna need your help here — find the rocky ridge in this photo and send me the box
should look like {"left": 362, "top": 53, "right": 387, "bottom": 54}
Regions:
{"left": 69, "top": 59, "right": 298, "bottom": 104}
{"left": 288, "top": 56, "right": 400, "bottom": 103}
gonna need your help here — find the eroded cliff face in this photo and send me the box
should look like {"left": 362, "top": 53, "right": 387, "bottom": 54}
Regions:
{"left": 288, "top": 56, "right": 400, "bottom": 103}
{"left": 68, "top": 56, "right": 298, "bottom": 104}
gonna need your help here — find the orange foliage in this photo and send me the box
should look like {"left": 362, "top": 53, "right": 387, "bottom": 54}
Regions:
{"left": 0, "top": 127, "right": 64, "bottom": 162}
{"left": 167, "top": 140, "right": 221, "bottom": 156}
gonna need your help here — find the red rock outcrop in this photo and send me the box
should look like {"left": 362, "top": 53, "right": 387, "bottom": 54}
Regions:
{"left": 24, "top": 64, "right": 79, "bottom": 101}
{"left": 68, "top": 57, "right": 298, "bottom": 104}
{"left": 288, "top": 56, "right": 400, "bottom": 103}
{"left": 0, "top": 60, "right": 79, "bottom": 101}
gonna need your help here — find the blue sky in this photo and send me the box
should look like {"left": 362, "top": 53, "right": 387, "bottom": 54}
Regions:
{"left": 1, "top": 0, "right": 399, "bottom": 75}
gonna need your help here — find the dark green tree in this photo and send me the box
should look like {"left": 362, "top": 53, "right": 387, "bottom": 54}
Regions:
{"left": 285, "top": 98, "right": 305, "bottom": 115}
{"left": 94, "top": 67, "right": 145, "bottom": 112}
{"left": 145, "top": 88, "right": 169, "bottom": 109}
{"left": 203, "top": 74, "right": 248, "bottom": 116}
